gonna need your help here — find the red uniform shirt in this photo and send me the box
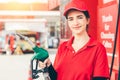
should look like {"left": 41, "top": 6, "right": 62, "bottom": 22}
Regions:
{"left": 53, "top": 37, "right": 109, "bottom": 80}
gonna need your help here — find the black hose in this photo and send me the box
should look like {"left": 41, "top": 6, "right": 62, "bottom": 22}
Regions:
{"left": 118, "top": 62, "right": 120, "bottom": 80}
{"left": 118, "top": 1, "right": 120, "bottom": 80}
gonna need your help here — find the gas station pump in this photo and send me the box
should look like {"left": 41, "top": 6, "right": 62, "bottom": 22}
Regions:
{"left": 16, "top": 34, "right": 51, "bottom": 80}
{"left": 109, "top": 0, "right": 120, "bottom": 79}
{"left": 97, "top": 0, "right": 120, "bottom": 79}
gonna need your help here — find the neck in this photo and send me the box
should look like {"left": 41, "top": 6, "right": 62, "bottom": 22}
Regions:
{"left": 72, "top": 33, "right": 90, "bottom": 52}
{"left": 73, "top": 32, "right": 90, "bottom": 43}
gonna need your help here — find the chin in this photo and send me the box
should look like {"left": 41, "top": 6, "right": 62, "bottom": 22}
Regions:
{"left": 73, "top": 32, "right": 82, "bottom": 35}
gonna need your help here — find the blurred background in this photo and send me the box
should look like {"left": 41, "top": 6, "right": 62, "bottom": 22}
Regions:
{"left": 0, "top": 0, "right": 60, "bottom": 80}
{"left": 0, "top": 0, "right": 119, "bottom": 80}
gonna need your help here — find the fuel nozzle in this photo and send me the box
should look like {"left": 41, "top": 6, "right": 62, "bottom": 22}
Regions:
{"left": 31, "top": 46, "right": 49, "bottom": 79}
{"left": 16, "top": 33, "right": 50, "bottom": 79}
{"left": 31, "top": 46, "right": 50, "bottom": 80}
{"left": 32, "top": 46, "right": 49, "bottom": 61}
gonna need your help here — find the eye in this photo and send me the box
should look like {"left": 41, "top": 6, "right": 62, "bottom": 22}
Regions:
{"left": 67, "top": 17, "right": 73, "bottom": 21}
{"left": 77, "top": 15, "right": 83, "bottom": 19}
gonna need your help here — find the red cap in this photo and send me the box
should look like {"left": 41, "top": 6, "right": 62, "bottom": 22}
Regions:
{"left": 63, "top": 0, "right": 88, "bottom": 16}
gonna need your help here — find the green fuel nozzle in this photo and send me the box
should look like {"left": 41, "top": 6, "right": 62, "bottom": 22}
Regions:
{"left": 32, "top": 46, "right": 49, "bottom": 62}
{"left": 31, "top": 46, "right": 50, "bottom": 80}
{"left": 31, "top": 46, "right": 50, "bottom": 79}
{"left": 16, "top": 33, "right": 50, "bottom": 79}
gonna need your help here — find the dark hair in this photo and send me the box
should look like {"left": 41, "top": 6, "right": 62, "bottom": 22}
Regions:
{"left": 65, "top": 9, "right": 90, "bottom": 19}
{"left": 83, "top": 11, "right": 90, "bottom": 19}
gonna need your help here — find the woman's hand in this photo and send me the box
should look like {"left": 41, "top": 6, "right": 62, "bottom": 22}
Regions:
{"left": 39, "top": 58, "right": 52, "bottom": 68}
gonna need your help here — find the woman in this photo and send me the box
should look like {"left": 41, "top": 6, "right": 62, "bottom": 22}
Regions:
{"left": 39, "top": 0, "right": 110, "bottom": 80}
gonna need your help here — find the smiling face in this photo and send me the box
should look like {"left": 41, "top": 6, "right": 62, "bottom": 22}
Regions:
{"left": 67, "top": 10, "right": 90, "bottom": 36}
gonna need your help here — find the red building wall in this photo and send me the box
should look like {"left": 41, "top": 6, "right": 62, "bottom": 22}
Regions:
{"left": 97, "top": 0, "right": 119, "bottom": 79}
{"left": 84, "top": 0, "right": 98, "bottom": 39}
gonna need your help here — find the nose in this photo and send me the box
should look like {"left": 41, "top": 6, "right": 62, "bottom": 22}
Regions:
{"left": 73, "top": 18, "right": 79, "bottom": 25}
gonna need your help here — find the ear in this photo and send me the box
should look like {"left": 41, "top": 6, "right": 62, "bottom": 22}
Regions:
{"left": 87, "top": 18, "right": 90, "bottom": 25}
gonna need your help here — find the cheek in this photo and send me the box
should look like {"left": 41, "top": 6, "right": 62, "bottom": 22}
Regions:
{"left": 68, "top": 22, "right": 72, "bottom": 27}
{"left": 67, "top": 23, "right": 73, "bottom": 31}
{"left": 81, "top": 20, "right": 88, "bottom": 26}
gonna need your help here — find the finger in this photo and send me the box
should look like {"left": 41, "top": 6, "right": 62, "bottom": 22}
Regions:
{"left": 44, "top": 58, "right": 51, "bottom": 67}
{"left": 44, "top": 58, "right": 49, "bottom": 64}
{"left": 39, "top": 61, "right": 46, "bottom": 68}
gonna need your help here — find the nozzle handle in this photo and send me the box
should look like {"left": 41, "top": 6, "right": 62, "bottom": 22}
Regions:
{"left": 32, "top": 46, "right": 49, "bottom": 62}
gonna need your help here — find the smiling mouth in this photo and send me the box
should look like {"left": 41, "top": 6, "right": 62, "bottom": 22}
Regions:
{"left": 73, "top": 26, "right": 81, "bottom": 29}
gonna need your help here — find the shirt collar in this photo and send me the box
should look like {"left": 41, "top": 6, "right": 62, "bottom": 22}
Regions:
{"left": 66, "top": 36, "right": 98, "bottom": 48}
